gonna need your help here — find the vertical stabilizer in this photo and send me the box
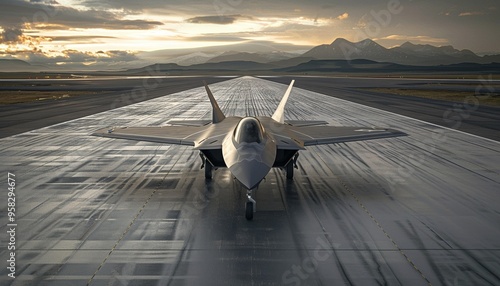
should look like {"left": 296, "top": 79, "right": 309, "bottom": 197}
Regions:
{"left": 272, "top": 80, "right": 295, "bottom": 123}
{"left": 204, "top": 81, "right": 225, "bottom": 123}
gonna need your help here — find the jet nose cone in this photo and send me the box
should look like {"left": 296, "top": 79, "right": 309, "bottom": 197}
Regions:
{"left": 229, "top": 160, "right": 271, "bottom": 190}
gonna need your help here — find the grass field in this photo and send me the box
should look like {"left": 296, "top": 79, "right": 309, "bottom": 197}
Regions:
{"left": 368, "top": 88, "right": 500, "bottom": 107}
{"left": 0, "top": 90, "right": 103, "bottom": 105}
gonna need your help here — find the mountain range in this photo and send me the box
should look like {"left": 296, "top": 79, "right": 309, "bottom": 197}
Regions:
{"left": 122, "top": 38, "right": 500, "bottom": 74}
{"left": 0, "top": 59, "right": 46, "bottom": 72}
{"left": 301, "top": 38, "right": 500, "bottom": 66}
{"left": 180, "top": 38, "right": 500, "bottom": 67}
{"left": 1, "top": 38, "right": 499, "bottom": 73}
{"left": 117, "top": 59, "right": 500, "bottom": 76}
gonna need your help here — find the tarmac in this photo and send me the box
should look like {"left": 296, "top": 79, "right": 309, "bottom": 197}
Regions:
{"left": 0, "top": 76, "right": 499, "bottom": 285}
{"left": 0, "top": 76, "right": 234, "bottom": 139}
{"left": 261, "top": 75, "right": 500, "bottom": 141}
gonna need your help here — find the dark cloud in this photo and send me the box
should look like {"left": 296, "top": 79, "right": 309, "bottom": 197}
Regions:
{"left": 30, "top": 0, "right": 58, "bottom": 3}
{"left": 41, "top": 7, "right": 163, "bottom": 30}
{"left": 82, "top": 0, "right": 173, "bottom": 11}
{"left": 1, "top": 28, "right": 23, "bottom": 43}
{"left": 8, "top": 49, "right": 140, "bottom": 68}
{"left": 186, "top": 15, "right": 250, "bottom": 25}
{"left": 0, "top": 0, "right": 163, "bottom": 60}
{"left": 0, "top": 0, "right": 163, "bottom": 30}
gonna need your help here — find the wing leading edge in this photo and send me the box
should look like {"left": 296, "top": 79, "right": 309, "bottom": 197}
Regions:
{"left": 286, "top": 125, "right": 407, "bottom": 146}
{"left": 92, "top": 126, "right": 205, "bottom": 146}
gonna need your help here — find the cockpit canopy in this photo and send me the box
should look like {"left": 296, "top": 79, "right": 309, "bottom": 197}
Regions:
{"left": 234, "top": 117, "right": 264, "bottom": 144}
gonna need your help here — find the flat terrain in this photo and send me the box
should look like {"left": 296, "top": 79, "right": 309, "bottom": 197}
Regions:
{"left": 0, "top": 90, "right": 106, "bottom": 105}
{"left": 0, "top": 76, "right": 234, "bottom": 139}
{"left": 366, "top": 88, "right": 500, "bottom": 107}
{"left": 0, "top": 77, "right": 499, "bottom": 285}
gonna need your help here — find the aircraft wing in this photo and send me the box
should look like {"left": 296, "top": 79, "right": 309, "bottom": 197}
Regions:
{"left": 92, "top": 125, "right": 207, "bottom": 146}
{"left": 167, "top": 120, "right": 212, "bottom": 126}
{"left": 285, "top": 120, "right": 329, "bottom": 127}
{"left": 92, "top": 118, "right": 240, "bottom": 148}
{"left": 287, "top": 126, "right": 406, "bottom": 146}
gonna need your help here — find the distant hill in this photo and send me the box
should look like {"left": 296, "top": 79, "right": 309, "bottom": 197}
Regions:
{"left": 277, "top": 59, "right": 405, "bottom": 73}
{"left": 138, "top": 40, "right": 310, "bottom": 65}
{"left": 299, "top": 38, "right": 500, "bottom": 66}
{"left": 121, "top": 59, "right": 500, "bottom": 75}
{"left": 207, "top": 51, "right": 297, "bottom": 64}
{"left": 0, "top": 59, "right": 45, "bottom": 72}
{"left": 190, "top": 61, "right": 274, "bottom": 70}
{"left": 277, "top": 59, "right": 500, "bottom": 73}
{"left": 166, "top": 52, "right": 220, "bottom": 66}
{"left": 207, "top": 52, "right": 272, "bottom": 64}
{"left": 122, "top": 61, "right": 274, "bottom": 74}
{"left": 390, "top": 42, "right": 482, "bottom": 65}
{"left": 302, "top": 38, "right": 400, "bottom": 63}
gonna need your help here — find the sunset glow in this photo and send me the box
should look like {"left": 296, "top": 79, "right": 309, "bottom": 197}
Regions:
{"left": 0, "top": 0, "right": 498, "bottom": 69}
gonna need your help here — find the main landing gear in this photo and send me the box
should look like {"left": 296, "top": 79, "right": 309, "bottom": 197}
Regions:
{"left": 200, "top": 152, "right": 212, "bottom": 179}
{"left": 285, "top": 152, "right": 299, "bottom": 179}
{"left": 245, "top": 189, "right": 256, "bottom": 220}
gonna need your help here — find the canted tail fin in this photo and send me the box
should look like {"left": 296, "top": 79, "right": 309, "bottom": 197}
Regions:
{"left": 204, "top": 81, "right": 225, "bottom": 123}
{"left": 272, "top": 80, "right": 295, "bottom": 123}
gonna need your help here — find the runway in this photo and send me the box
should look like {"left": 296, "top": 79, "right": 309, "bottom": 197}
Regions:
{"left": 1, "top": 76, "right": 499, "bottom": 285}
{"left": 0, "top": 76, "right": 233, "bottom": 139}
{"left": 261, "top": 76, "right": 500, "bottom": 141}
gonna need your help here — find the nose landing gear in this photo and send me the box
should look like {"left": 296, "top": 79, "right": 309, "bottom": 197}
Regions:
{"left": 245, "top": 189, "right": 256, "bottom": 220}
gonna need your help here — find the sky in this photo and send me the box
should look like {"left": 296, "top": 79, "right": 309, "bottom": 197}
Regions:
{"left": 0, "top": 0, "right": 498, "bottom": 69}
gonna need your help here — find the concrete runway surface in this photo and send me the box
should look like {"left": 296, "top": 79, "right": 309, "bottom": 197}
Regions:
{"left": 0, "top": 76, "right": 233, "bottom": 139}
{"left": 0, "top": 76, "right": 499, "bottom": 285}
{"left": 261, "top": 76, "right": 500, "bottom": 141}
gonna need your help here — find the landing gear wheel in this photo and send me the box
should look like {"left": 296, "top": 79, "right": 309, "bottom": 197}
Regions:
{"left": 204, "top": 159, "right": 212, "bottom": 179}
{"left": 245, "top": 201, "right": 254, "bottom": 220}
{"left": 286, "top": 161, "right": 294, "bottom": 179}
{"left": 245, "top": 189, "right": 256, "bottom": 220}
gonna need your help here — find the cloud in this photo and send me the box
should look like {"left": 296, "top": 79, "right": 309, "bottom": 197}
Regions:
{"left": 184, "top": 35, "right": 248, "bottom": 42}
{"left": 82, "top": 0, "right": 170, "bottom": 11}
{"left": 0, "top": 0, "right": 163, "bottom": 61}
{"left": 81, "top": 0, "right": 366, "bottom": 19}
{"left": 49, "top": 35, "right": 116, "bottom": 42}
{"left": 1, "top": 28, "right": 23, "bottom": 43}
{"left": 337, "top": 12, "right": 349, "bottom": 20}
{"left": 1, "top": 0, "right": 498, "bottom": 61}
{"left": 0, "top": 27, "right": 48, "bottom": 52}
{"left": 44, "top": 7, "right": 163, "bottom": 30}
{"left": 97, "top": 50, "right": 139, "bottom": 62}
{"left": 377, "top": 35, "right": 449, "bottom": 44}
{"left": 0, "top": 0, "right": 163, "bottom": 30}
{"left": 186, "top": 15, "right": 251, "bottom": 25}
{"left": 6, "top": 48, "right": 140, "bottom": 67}
{"left": 30, "top": 0, "right": 58, "bottom": 3}
{"left": 459, "top": 11, "right": 484, "bottom": 16}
